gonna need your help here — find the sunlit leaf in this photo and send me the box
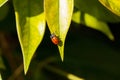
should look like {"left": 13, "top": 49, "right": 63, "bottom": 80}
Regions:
{"left": 99, "top": 0, "right": 120, "bottom": 16}
{"left": 67, "top": 74, "right": 84, "bottom": 80}
{"left": 13, "top": 0, "right": 45, "bottom": 74}
{"left": 74, "top": 0, "right": 120, "bottom": 22}
{"left": 72, "top": 11, "right": 82, "bottom": 24}
{"left": 0, "top": 74, "right": 2, "bottom": 80}
{"left": 0, "top": 0, "right": 7, "bottom": 7}
{"left": 44, "top": 0, "right": 74, "bottom": 61}
{"left": 45, "top": 65, "right": 84, "bottom": 80}
{"left": 72, "top": 11, "right": 114, "bottom": 40}
{"left": 84, "top": 13, "right": 114, "bottom": 40}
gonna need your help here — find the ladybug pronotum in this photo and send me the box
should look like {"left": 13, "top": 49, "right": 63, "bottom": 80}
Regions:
{"left": 50, "top": 34, "right": 60, "bottom": 45}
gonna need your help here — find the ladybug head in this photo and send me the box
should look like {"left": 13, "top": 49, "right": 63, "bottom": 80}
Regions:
{"left": 50, "top": 33, "right": 56, "bottom": 39}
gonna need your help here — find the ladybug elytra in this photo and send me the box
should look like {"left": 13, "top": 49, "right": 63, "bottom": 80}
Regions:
{"left": 50, "top": 34, "right": 60, "bottom": 45}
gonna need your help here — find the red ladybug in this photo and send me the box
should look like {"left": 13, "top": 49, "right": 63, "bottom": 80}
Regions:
{"left": 50, "top": 34, "right": 60, "bottom": 45}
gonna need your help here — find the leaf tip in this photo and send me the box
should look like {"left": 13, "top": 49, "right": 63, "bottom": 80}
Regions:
{"left": 61, "top": 56, "right": 64, "bottom": 62}
{"left": 24, "top": 63, "right": 29, "bottom": 75}
{"left": 58, "top": 46, "right": 64, "bottom": 62}
{"left": 108, "top": 34, "right": 115, "bottom": 41}
{"left": 23, "top": 56, "right": 31, "bottom": 75}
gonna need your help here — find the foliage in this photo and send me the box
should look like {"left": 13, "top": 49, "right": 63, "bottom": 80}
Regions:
{"left": 0, "top": 0, "right": 7, "bottom": 7}
{"left": 13, "top": 0, "right": 45, "bottom": 74}
{"left": 44, "top": 0, "right": 74, "bottom": 61}
{"left": 99, "top": 0, "right": 120, "bottom": 16}
{"left": 0, "top": 0, "right": 120, "bottom": 80}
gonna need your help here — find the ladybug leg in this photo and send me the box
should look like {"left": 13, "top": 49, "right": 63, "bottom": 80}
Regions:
{"left": 58, "top": 39, "right": 62, "bottom": 46}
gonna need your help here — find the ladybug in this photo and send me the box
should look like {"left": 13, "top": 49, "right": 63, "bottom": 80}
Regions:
{"left": 50, "top": 34, "right": 60, "bottom": 45}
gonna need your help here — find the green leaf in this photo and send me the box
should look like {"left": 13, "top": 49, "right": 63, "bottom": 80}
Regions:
{"left": 45, "top": 65, "right": 84, "bottom": 80}
{"left": 72, "top": 11, "right": 114, "bottom": 40}
{"left": 0, "top": 3, "right": 9, "bottom": 21}
{"left": 99, "top": 0, "right": 120, "bottom": 16}
{"left": 0, "top": 74, "right": 2, "bottom": 80}
{"left": 74, "top": 0, "right": 120, "bottom": 22}
{"left": 72, "top": 11, "right": 82, "bottom": 24}
{"left": 0, "top": 0, "right": 7, "bottom": 7}
{"left": 0, "top": 55, "right": 6, "bottom": 70}
{"left": 44, "top": 0, "right": 74, "bottom": 61}
{"left": 13, "top": 0, "right": 45, "bottom": 74}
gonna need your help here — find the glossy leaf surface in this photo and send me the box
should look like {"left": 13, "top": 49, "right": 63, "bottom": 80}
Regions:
{"left": 74, "top": 0, "right": 120, "bottom": 22}
{"left": 13, "top": 0, "right": 45, "bottom": 74}
{"left": 72, "top": 11, "right": 114, "bottom": 40}
{"left": 99, "top": 0, "right": 120, "bottom": 16}
{"left": 44, "top": 0, "right": 74, "bottom": 61}
{"left": 0, "top": 0, "right": 7, "bottom": 7}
